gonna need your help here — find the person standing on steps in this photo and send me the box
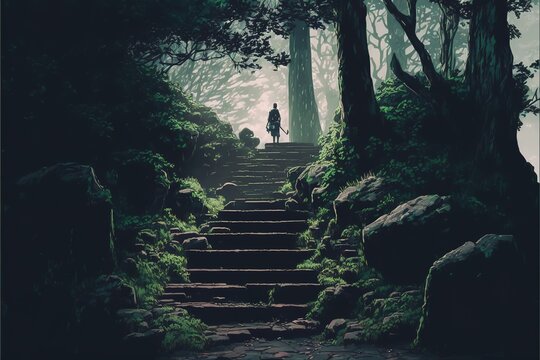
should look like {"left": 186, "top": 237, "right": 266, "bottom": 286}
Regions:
{"left": 267, "top": 103, "right": 281, "bottom": 144}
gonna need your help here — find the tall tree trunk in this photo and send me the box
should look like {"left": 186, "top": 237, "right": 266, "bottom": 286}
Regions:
{"left": 335, "top": 0, "right": 381, "bottom": 155}
{"left": 439, "top": 3, "right": 460, "bottom": 78}
{"left": 386, "top": 0, "right": 408, "bottom": 74}
{"left": 288, "top": 20, "right": 321, "bottom": 144}
{"left": 466, "top": 0, "right": 538, "bottom": 270}
{"left": 466, "top": 0, "right": 521, "bottom": 173}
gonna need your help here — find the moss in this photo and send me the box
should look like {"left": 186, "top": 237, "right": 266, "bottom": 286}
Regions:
{"left": 154, "top": 308, "right": 208, "bottom": 352}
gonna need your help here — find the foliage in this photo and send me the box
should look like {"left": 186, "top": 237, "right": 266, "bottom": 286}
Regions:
{"left": 154, "top": 308, "right": 208, "bottom": 352}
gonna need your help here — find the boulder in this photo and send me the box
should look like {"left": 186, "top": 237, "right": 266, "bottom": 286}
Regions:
{"left": 310, "top": 285, "right": 361, "bottom": 324}
{"left": 171, "top": 187, "right": 205, "bottom": 219}
{"left": 285, "top": 198, "right": 300, "bottom": 211}
{"left": 416, "top": 234, "right": 533, "bottom": 356}
{"left": 333, "top": 176, "right": 391, "bottom": 229}
{"left": 182, "top": 237, "right": 211, "bottom": 250}
{"left": 311, "top": 185, "right": 329, "bottom": 208}
{"left": 172, "top": 232, "right": 199, "bottom": 242}
{"left": 116, "top": 309, "right": 153, "bottom": 334}
{"left": 216, "top": 182, "right": 239, "bottom": 199}
{"left": 294, "top": 163, "right": 331, "bottom": 201}
{"left": 363, "top": 195, "right": 461, "bottom": 283}
{"left": 325, "top": 318, "right": 348, "bottom": 337}
{"left": 286, "top": 166, "right": 307, "bottom": 185}
{"left": 209, "top": 226, "right": 231, "bottom": 234}
{"left": 239, "top": 127, "right": 260, "bottom": 149}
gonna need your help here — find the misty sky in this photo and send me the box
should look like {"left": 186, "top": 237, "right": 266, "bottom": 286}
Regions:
{"left": 173, "top": 4, "right": 539, "bottom": 177}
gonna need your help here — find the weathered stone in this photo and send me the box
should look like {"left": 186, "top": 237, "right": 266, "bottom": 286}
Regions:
{"left": 208, "top": 334, "right": 231, "bottom": 346}
{"left": 311, "top": 185, "right": 328, "bottom": 208}
{"left": 286, "top": 166, "right": 307, "bottom": 185}
{"left": 285, "top": 198, "right": 300, "bottom": 211}
{"left": 182, "top": 236, "right": 211, "bottom": 250}
{"left": 333, "top": 176, "right": 392, "bottom": 229}
{"left": 239, "top": 128, "right": 260, "bottom": 149}
{"left": 172, "top": 232, "right": 200, "bottom": 242}
{"left": 294, "top": 163, "right": 331, "bottom": 201}
{"left": 325, "top": 318, "right": 348, "bottom": 337}
{"left": 137, "top": 229, "right": 157, "bottom": 244}
{"left": 343, "top": 331, "right": 363, "bottom": 345}
{"left": 416, "top": 234, "right": 531, "bottom": 355}
{"left": 209, "top": 227, "right": 231, "bottom": 234}
{"left": 171, "top": 187, "right": 205, "bottom": 220}
{"left": 363, "top": 195, "right": 461, "bottom": 283}
{"left": 165, "top": 240, "right": 181, "bottom": 254}
{"left": 217, "top": 182, "right": 239, "bottom": 199}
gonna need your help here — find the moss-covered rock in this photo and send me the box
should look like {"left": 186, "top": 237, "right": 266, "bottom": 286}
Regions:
{"left": 416, "top": 234, "right": 533, "bottom": 356}
{"left": 363, "top": 195, "right": 462, "bottom": 283}
{"left": 295, "top": 162, "right": 331, "bottom": 202}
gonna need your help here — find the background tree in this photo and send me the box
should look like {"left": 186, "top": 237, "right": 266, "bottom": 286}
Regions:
{"left": 288, "top": 19, "right": 322, "bottom": 143}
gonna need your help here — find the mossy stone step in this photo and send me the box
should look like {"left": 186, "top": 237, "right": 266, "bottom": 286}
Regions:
{"left": 218, "top": 210, "right": 310, "bottom": 221}
{"left": 187, "top": 269, "right": 318, "bottom": 284}
{"left": 204, "top": 220, "right": 307, "bottom": 232}
{"left": 162, "top": 302, "right": 309, "bottom": 324}
{"left": 185, "top": 249, "right": 314, "bottom": 269}
{"left": 223, "top": 200, "right": 287, "bottom": 210}
{"left": 205, "top": 233, "right": 298, "bottom": 249}
{"left": 163, "top": 282, "right": 321, "bottom": 304}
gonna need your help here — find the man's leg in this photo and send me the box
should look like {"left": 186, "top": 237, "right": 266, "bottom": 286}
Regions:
{"left": 277, "top": 136, "right": 280, "bottom": 144}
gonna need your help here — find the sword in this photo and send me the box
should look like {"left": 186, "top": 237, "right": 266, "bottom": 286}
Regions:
{"left": 280, "top": 126, "right": 289, "bottom": 135}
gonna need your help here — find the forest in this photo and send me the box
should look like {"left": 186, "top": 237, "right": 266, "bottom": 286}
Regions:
{"left": 1, "top": 0, "right": 539, "bottom": 359}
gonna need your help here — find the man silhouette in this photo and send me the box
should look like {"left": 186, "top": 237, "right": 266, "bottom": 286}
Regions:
{"left": 267, "top": 103, "right": 281, "bottom": 144}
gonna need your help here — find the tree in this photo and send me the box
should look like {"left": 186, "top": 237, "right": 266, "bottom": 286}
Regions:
{"left": 334, "top": 0, "right": 382, "bottom": 160}
{"left": 288, "top": 20, "right": 322, "bottom": 143}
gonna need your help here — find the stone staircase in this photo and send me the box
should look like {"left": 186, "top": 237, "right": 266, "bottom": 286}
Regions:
{"left": 160, "top": 143, "right": 323, "bottom": 343}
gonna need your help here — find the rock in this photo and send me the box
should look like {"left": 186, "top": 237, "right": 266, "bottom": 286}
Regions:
{"left": 311, "top": 185, "right": 328, "bottom": 208}
{"left": 363, "top": 195, "right": 460, "bottom": 283}
{"left": 239, "top": 128, "right": 261, "bottom": 149}
{"left": 171, "top": 187, "right": 205, "bottom": 220}
{"left": 217, "top": 182, "right": 239, "bottom": 199}
{"left": 165, "top": 240, "right": 181, "bottom": 254}
{"left": 200, "top": 224, "right": 211, "bottom": 233}
{"left": 116, "top": 309, "right": 153, "bottom": 333}
{"left": 209, "top": 227, "right": 231, "bottom": 234}
{"left": 343, "top": 331, "right": 363, "bottom": 345}
{"left": 294, "top": 163, "right": 331, "bottom": 201}
{"left": 362, "top": 291, "right": 376, "bottom": 305}
{"left": 88, "top": 275, "right": 137, "bottom": 311}
{"left": 284, "top": 198, "right": 300, "bottom": 211}
{"left": 286, "top": 166, "right": 306, "bottom": 185}
{"left": 137, "top": 229, "right": 157, "bottom": 244}
{"left": 208, "top": 334, "right": 230, "bottom": 346}
{"left": 325, "top": 318, "right": 348, "bottom": 337}
{"left": 292, "top": 318, "right": 320, "bottom": 329}
{"left": 345, "top": 321, "right": 364, "bottom": 332}
{"left": 333, "top": 176, "right": 392, "bottom": 229}
{"left": 225, "top": 329, "right": 252, "bottom": 341}
{"left": 182, "top": 236, "right": 211, "bottom": 250}
{"left": 416, "top": 234, "right": 530, "bottom": 355}
{"left": 172, "top": 232, "right": 199, "bottom": 242}
{"left": 389, "top": 291, "right": 401, "bottom": 298}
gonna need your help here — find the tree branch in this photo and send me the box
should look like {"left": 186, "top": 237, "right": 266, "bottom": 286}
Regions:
{"left": 384, "top": 0, "right": 445, "bottom": 90}
{"left": 390, "top": 54, "right": 432, "bottom": 100}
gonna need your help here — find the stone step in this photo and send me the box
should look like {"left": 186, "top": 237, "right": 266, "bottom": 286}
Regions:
{"left": 229, "top": 175, "right": 285, "bottom": 183}
{"left": 187, "top": 269, "right": 318, "bottom": 284}
{"left": 233, "top": 182, "right": 284, "bottom": 191}
{"left": 232, "top": 159, "right": 310, "bottom": 167}
{"left": 239, "top": 192, "right": 285, "bottom": 199}
{"left": 224, "top": 200, "right": 287, "bottom": 210}
{"left": 163, "top": 282, "right": 322, "bottom": 304}
{"left": 205, "top": 233, "right": 298, "bottom": 249}
{"left": 185, "top": 249, "right": 314, "bottom": 269}
{"left": 162, "top": 302, "right": 309, "bottom": 324}
{"left": 204, "top": 220, "right": 307, "bottom": 232}
{"left": 264, "top": 142, "right": 317, "bottom": 147}
{"left": 218, "top": 210, "right": 310, "bottom": 221}
{"left": 207, "top": 320, "right": 320, "bottom": 343}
